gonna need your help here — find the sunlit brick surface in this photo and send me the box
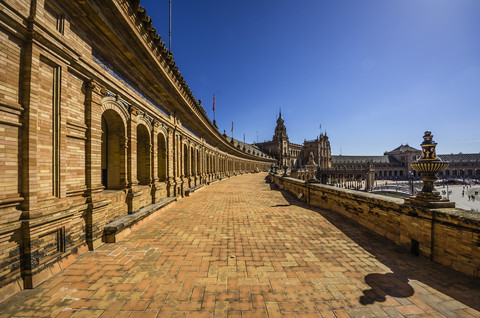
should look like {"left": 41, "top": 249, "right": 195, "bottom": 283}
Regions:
{"left": 1, "top": 173, "right": 479, "bottom": 317}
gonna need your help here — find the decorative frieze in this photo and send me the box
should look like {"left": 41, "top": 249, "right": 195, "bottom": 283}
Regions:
{"left": 92, "top": 50, "right": 169, "bottom": 117}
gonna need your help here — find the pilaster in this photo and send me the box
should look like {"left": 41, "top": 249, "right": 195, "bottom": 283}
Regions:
{"left": 85, "top": 79, "right": 109, "bottom": 250}
{"left": 127, "top": 105, "right": 140, "bottom": 213}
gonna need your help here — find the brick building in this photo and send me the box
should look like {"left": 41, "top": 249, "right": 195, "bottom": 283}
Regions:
{"left": 332, "top": 145, "right": 480, "bottom": 181}
{"left": 0, "top": 0, "right": 274, "bottom": 298}
{"left": 258, "top": 114, "right": 480, "bottom": 186}
{"left": 256, "top": 111, "right": 332, "bottom": 169}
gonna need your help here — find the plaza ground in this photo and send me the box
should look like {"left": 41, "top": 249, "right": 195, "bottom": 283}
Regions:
{"left": 1, "top": 173, "right": 479, "bottom": 317}
{"left": 439, "top": 184, "right": 480, "bottom": 212}
{"left": 375, "top": 180, "right": 480, "bottom": 212}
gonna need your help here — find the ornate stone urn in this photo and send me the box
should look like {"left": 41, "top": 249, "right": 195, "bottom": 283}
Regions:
{"left": 405, "top": 131, "right": 455, "bottom": 208}
{"left": 272, "top": 164, "right": 279, "bottom": 174}
{"left": 306, "top": 152, "right": 320, "bottom": 183}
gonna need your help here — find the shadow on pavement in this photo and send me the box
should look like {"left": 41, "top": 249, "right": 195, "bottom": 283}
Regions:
{"left": 274, "top": 187, "right": 480, "bottom": 311}
{"left": 359, "top": 272, "right": 414, "bottom": 305}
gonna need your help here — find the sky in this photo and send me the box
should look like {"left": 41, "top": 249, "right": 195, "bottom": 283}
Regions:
{"left": 140, "top": 0, "right": 480, "bottom": 155}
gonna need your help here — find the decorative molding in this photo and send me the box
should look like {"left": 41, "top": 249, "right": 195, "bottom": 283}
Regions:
{"left": 129, "top": 105, "right": 141, "bottom": 116}
{"left": 88, "top": 79, "right": 106, "bottom": 96}
{"left": 101, "top": 97, "right": 130, "bottom": 127}
{"left": 182, "top": 125, "right": 200, "bottom": 141}
{"left": 92, "top": 50, "right": 169, "bottom": 117}
{"left": 137, "top": 114, "right": 153, "bottom": 132}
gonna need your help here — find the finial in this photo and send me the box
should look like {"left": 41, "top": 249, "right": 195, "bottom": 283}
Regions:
{"left": 422, "top": 131, "right": 435, "bottom": 145}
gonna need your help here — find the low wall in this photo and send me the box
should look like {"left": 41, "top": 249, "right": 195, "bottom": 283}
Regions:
{"left": 271, "top": 174, "right": 480, "bottom": 278}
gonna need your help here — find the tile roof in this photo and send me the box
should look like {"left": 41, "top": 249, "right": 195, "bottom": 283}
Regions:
{"left": 224, "top": 136, "right": 271, "bottom": 158}
{"left": 438, "top": 153, "right": 480, "bottom": 162}
{"left": 332, "top": 155, "right": 390, "bottom": 163}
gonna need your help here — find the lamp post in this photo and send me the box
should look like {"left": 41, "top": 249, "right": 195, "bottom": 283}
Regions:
{"left": 446, "top": 181, "right": 450, "bottom": 200}
{"left": 409, "top": 171, "right": 414, "bottom": 196}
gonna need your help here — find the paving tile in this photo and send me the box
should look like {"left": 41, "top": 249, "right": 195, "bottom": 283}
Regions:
{"left": 0, "top": 173, "right": 479, "bottom": 317}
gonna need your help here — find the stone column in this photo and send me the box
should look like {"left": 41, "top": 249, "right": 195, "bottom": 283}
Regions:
{"left": 127, "top": 105, "right": 139, "bottom": 213}
{"left": 167, "top": 128, "right": 175, "bottom": 197}
{"left": 151, "top": 120, "right": 159, "bottom": 203}
{"left": 84, "top": 80, "right": 112, "bottom": 251}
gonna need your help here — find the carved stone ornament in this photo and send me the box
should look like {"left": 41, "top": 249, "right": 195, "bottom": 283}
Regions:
{"left": 129, "top": 105, "right": 141, "bottom": 116}
{"left": 89, "top": 80, "right": 107, "bottom": 96}
{"left": 405, "top": 131, "right": 454, "bottom": 208}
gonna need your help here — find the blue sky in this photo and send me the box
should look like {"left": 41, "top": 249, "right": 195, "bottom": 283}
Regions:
{"left": 141, "top": 0, "right": 480, "bottom": 155}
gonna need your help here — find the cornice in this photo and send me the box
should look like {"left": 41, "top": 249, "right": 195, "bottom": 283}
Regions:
{"left": 115, "top": 0, "right": 268, "bottom": 160}
{"left": 67, "top": 0, "right": 274, "bottom": 163}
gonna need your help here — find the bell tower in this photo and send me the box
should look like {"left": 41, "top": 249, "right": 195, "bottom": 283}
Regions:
{"left": 272, "top": 110, "right": 289, "bottom": 167}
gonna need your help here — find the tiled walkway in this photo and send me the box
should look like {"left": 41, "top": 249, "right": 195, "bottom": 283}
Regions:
{"left": 1, "top": 173, "right": 480, "bottom": 317}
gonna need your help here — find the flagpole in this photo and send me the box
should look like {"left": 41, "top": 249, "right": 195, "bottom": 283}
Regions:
{"left": 212, "top": 93, "right": 217, "bottom": 128}
{"left": 169, "top": 0, "right": 172, "bottom": 51}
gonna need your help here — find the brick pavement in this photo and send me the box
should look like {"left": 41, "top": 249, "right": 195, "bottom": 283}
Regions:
{"left": 1, "top": 172, "right": 480, "bottom": 317}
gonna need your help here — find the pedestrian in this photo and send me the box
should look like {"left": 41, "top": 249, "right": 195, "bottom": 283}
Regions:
{"left": 462, "top": 190, "right": 464, "bottom": 197}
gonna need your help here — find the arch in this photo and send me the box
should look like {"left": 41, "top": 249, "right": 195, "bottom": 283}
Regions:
{"left": 137, "top": 114, "right": 153, "bottom": 132}
{"left": 191, "top": 145, "right": 196, "bottom": 175}
{"left": 101, "top": 97, "right": 130, "bottom": 126}
{"left": 157, "top": 132, "right": 167, "bottom": 182}
{"left": 207, "top": 151, "right": 210, "bottom": 174}
{"left": 137, "top": 123, "right": 151, "bottom": 185}
{"left": 101, "top": 109, "right": 126, "bottom": 189}
{"left": 183, "top": 143, "right": 189, "bottom": 177}
{"left": 196, "top": 148, "right": 200, "bottom": 176}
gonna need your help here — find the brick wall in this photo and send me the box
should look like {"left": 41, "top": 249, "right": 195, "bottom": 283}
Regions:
{"left": 0, "top": 23, "right": 24, "bottom": 298}
{"left": 272, "top": 174, "right": 480, "bottom": 278}
{"left": 0, "top": 0, "right": 274, "bottom": 300}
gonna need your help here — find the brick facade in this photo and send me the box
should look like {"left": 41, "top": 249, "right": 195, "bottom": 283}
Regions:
{"left": 0, "top": 0, "right": 273, "bottom": 301}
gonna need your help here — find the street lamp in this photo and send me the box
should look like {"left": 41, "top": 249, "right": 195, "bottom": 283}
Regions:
{"left": 409, "top": 171, "right": 414, "bottom": 195}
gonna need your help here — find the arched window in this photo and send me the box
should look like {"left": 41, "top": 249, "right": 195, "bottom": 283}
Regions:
{"left": 197, "top": 149, "right": 200, "bottom": 175}
{"left": 137, "top": 124, "right": 150, "bottom": 185}
{"left": 191, "top": 146, "right": 196, "bottom": 175}
{"left": 157, "top": 133, "right": 167, "bottom": 182}
{"left": 101, "top": 110, "right": 126, "bottom": 189}
{"left": 183, "top": 144, "right": 189, "bottom": 177}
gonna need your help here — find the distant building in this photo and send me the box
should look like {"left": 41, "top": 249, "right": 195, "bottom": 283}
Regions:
{"left": 332, "top": 144, "right": 420, "bottom": 180}
{"left": 258, "top": 114, "right": 480, "bottom": 182}
{"left": 332, "top": 145, "right": 480, "bottom": 180}
{"left": 256, "top": 111, "right": 332, "bottom": 169}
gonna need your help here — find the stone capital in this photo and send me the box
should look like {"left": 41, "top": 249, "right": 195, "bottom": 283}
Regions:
{"left": 88, "top": 80, "right": 106, "bottom": 96}
{"left": 129, "top": 105, "right": 141, "bottom": 116}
